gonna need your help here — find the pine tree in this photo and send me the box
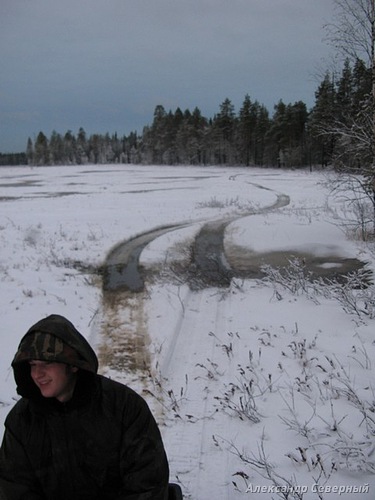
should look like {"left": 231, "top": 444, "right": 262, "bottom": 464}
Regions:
{"left": 76, "top": 128, "right": 88, "bottom": 164}
{"left": 336, "top": 59, "right": 354, "bottom": 123}
{"left": 212, "top": 98, "right": 236, "bottom": 164}
{"left": 26, "top": 137, "right": 34, "bottom": 165}
{"left": 238, "top": 94, "right": 257, "bottom": 166}
{"left": 34, "top": 132, "right": 49, "bottom": 165}
{"left": 49, "top": 130, "right": 64, "bottom": 165}
{"left": 151, "top": 105, "right": 168, "bottom": 164}
{"left": 352, "top": 58, "right": 372, "bottom": 109}
{"left": 308, "top": 73, "right": 337, "bottom": 166}
{"left": 64, "top": 131, "right": 77, "bottom": 164}
{"left": 254, "top": 104, "right": 270, "bottom": 165}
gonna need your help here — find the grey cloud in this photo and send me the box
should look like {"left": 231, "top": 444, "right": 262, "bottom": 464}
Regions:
{"left": 0, "top": 0, "right": 334, "bottom": 151}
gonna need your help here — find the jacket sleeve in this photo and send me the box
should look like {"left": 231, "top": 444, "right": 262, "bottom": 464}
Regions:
{"left": 115, "top": 391, "right": 169, "bottom": 500}
{"left": 0, "top": 421, "right": 44, "bottom": 500}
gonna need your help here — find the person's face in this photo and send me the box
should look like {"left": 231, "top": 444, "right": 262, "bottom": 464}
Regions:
{"left": 29, "top": 360, "right": 78, "bottom": 402}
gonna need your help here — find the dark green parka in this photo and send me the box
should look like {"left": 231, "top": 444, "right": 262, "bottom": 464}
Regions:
{"left": 0, "top": 315, "right": 169, "bottom": 500}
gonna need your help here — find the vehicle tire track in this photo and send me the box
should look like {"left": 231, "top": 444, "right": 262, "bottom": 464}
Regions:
{"left": 157, "top": 284, "right": 238, "bottom": 498}
{"left": 97, "top": 186, "right": 290, "bottom": 406}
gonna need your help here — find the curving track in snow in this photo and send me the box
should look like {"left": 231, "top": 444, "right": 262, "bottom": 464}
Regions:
{"left": 98, "top": 175, "right": 367, "bottom": 498}
{"left": 103, "top": 188, "right": 290, "bottom": 293}
{"left": 99, "top": 181, "right": 292, "bottom": 496}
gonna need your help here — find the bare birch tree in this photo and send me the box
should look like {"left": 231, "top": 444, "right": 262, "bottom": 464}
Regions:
{"left": 324, "top": 0, "right": 375, "bottom": 234}
{"left": 324, "top": 0, "right": 374, "bottom": 64}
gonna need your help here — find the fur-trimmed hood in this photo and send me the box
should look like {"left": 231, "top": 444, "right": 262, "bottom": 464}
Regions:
{"left": 12, "top": 314, "right": 98, "bottom": 398}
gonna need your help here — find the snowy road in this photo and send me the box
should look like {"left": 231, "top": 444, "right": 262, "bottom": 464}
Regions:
{"left": 94, "top": 170, "right": 371, "bottom": 499}
{"left": 1, "top": 165, "right": 373, "bottom": 499}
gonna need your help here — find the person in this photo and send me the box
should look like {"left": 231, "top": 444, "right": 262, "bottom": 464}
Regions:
{"left": 0, "top": 314, "right": 169, "bottom": 500}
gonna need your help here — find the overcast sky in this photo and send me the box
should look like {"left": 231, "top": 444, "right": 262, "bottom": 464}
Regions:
{"left": 1, "top": 0, "right": 335, "bottom": 152}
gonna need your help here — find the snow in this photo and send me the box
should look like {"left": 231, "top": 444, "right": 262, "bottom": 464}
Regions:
{"left": 229, "top": 214, "right": 352, "bottom": 256}
{"left": 0, "top": 164, "right": 374, "bottom": 499}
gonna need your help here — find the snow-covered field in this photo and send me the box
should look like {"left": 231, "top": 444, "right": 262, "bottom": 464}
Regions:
{"left": 0, "top": 164, "right": 374, "bottom": 499}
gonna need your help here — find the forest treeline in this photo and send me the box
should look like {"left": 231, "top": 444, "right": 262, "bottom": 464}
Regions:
{"left": 13, "top": 58, "right": 374, "bottom": 169}
{"left": 0, "top": 152, "right": 27, "bottom": 166}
